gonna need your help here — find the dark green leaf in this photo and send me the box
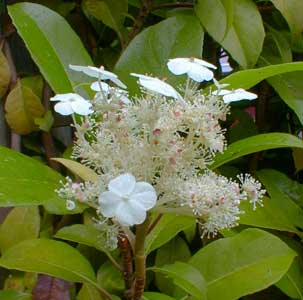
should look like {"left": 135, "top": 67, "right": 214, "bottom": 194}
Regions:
{"left": 8, "top": 3, "right": 93, "bottom": 93}
{"left": 142, "top": 292, "right": 175, "bottom": 300}
{"left": 211, "top": 133, "right": 303, "bottom": 169}
{"left": 190, "top": 228, "right": 296, "bottom": 300}
{"left": 0, "top": 146, "right": 85, "bottom": 214}
{"left": 0, "top": 239, "right": 96, "bottom": 284}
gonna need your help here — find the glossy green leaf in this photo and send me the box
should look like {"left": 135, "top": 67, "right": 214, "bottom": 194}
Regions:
{"left": 0, "top": 206, "right": 40, "bottom": 253}
{"left": 142, "top": 292, "right": 175, "bottom": 300}
{"left": 210, "top": 0, "right": 264, "bottom": 68}
{"left": 155, "top": 236, "right": 191, "bottom": 296}
{"left": 190, "top": 228, "right": 296, "bottom": 300}
{"left": 211, "top": 133, "right": 303, "bottom": 169}
{"left": 256, "top": 169, "right": 303, "bottom": 229}
{"left": 52, "top": 158, "right": 98, "bottom": 182}
{"left": 55, "top": 224, "right": 108, "bottom": 253}
{"left": 239, "top": 196, "right": 300, "bottom": 234}
{"left": 5, "top": 80, "right": 45, "bottom": 135}
{"left": 150, "top": 262, "right": 207, "bottom": 300}
{"left": 115, "top": 10, "right": 204, "bottom": 94}
{"left": 82, "top": 0, "right": 128, "bottom": 44}
{"left": 0, "top": 49, "right": 11, "bottom": 98}
{"left": 0, "top": 146, "right": 84, "bottom": 214}
{"left": 78, "top": 283, "right": 103, "bottom": 300}
{"left": 219, "top": 62, "right": 303, "bottom": 89}
{"left": 145, "top": 214, "right": 196, "bottom": 254}
{"left": 0, "top": 239, "right": 96, "bottom": 284}
{"left": 270, "top": 0, "right": 303, "bottom": 42}
{"left": 97, "top": 261, "right": 124, "bottom": 295}
{"left": 0, "top": 290, "right": 31, "bottom": 300}
{"left": 8, "top": 2, "right": 93, "bottom": 93}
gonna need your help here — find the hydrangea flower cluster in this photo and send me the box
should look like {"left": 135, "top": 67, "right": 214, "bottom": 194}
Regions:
{"left": 55, "top": 57, "right": 265, "bottom": 247}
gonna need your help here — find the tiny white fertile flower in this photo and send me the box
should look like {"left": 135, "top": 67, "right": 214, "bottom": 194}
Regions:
{"left": 213, "top": 88, "right": 258, "bottom": 103}
{"left": 167, "top": 57, "right": 216, "bottom": 82}
{"left": 99, "top": 173, "right": 157, "bottom": 226}
{"left": 69, "top": 64, "right": 126, "bottom": 89}
{"left": 66, "top": 200, "right": 76, "bottom": 210}
{"left": 131, "top": 73, "right": 186, "bottom": 105}
{"left": 50, "top": 93, "right": 92, "bottom": 116}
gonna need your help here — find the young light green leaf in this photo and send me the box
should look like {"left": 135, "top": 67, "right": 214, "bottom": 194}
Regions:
{"left": 0, "top": 49, "right": 11, "bottom": 98}
{"left": 52, "top": 158, "right": 98, "bottom": 182}
{"left": 0, "top": 290, "right": 31, "bottom": 300}
{"left": 190, "top": 228, "right": 296, "bottom": 300}
{"left": 5, "top": 80, "right": 45, "bottom": 135}
{"left": 115, "top": 10, "right": 204, "bottom": 94}
{"left": 150, "top": 262, "right": 207, "bottom": 300}
{"left": 145, "top": 214, "right": 195, "bottom": 254}
{"left": 55, "top": 224, "right": 108, "bottom": 253}
{"left": 0, "top": 239, "right": 96, "bottom": 284}
{"left": 256, "top": 169, "right": 303, "bottom": 229}
{"left": 78, "top": 283, "right": 103, "bottom": 300}
{"left": 0, "top": 206, "right": 40, "bottom": 253}
{"left": 219, "top": 62, "right": 303, "bottom": 89}
{"left": 211, "top": 133, "right": 303, "bottom": 169}
{"left": 8, "top": 3, "right": 93, "bottom": 93}
{"left": 0, "top": 146, "right": 85, "bottom": 214}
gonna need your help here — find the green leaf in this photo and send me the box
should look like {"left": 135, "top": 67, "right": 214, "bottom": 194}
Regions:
{"left": 270, "top": 0, "right": 303, "bottom": 43}
{"left": 219, "top": 62, "right": 303, "bottom": 89}
{"left": 239, "top": 196, "right": 300, "bottom": 234}
{"left": 0, "top": 48, "right": 11, "bottom": 98}
{"left": 0, "top": 239, "right": 96, "bottom": 284}
{"left": 8, "top": 2, "right": 93, "bottom": 94}
{"left": 190, "top": 228, "right": 296, "bottom": 300}
{"left": 0, "top": 146, "right": 84, "bottom": 214}
{"left": 0, "top": 206, "right": 40, "bottom": 253}
{"left": 115, "top": 10, "right": 204, "bottom": 94}
{"left": 55, "top": 224, "right": 108, "bottom": 253}
{"left": 211, "top": 133, "right": 303, "bottom": 169}
{"left": 150, "top": 262, "right": 207, "bottom": 300}
{"left": 5, "top": 80, "right": 45, "bottom": 135}
{"left": 34, "top": 110, "right": 54, "bottom": 132}
{"left": 155, "top": 236, "right": 191, "bottom": 296}
{"left": 21, "top": 75, "right": 44, "bottom": 99}
{"left": 0, "top": 290, "right": 31, "bottom": 300}
{"left": 78, "top": 283, "right": 103, "bottom": 300}
{"left": 256, "top": 169, "right": 303, "bottom": 229}
{"left": 145, "top": 214, "right": 196, "bottom": 254}
{"left": 97, "top": 261, "right": 124, "bottom": 295}
{"left": 82, "top": 0, "right": 128, "bottom": 44}
{"left": 206, "top": 0, "right": 264, "bottom": 68}
{"left": 142, "top": 292, "right": 175, "bottom": 300}
{"left": 52, "top": 158, "right": 98, "bottom": 182}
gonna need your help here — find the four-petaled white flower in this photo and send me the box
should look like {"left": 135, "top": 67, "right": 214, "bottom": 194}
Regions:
{"left": 213, "top": 88, "right": 258, "bottom": 103}
{"left": 50, "top": 93, "right": 93, "bottom": 116}
{"left": 131, "top": 73, "right": 186, "bottom": 106}
{"left": 167, "top": 57, "right": 216, "bottom": 82}
{"left": 99, "top": 173, "right": 157, "bottom": 226}
{"left": 69, "top": 64, "right": 127, "bottom": 89}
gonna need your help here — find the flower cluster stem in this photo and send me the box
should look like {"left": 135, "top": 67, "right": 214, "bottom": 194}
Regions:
{"left": 133, "top": 215, "right": 151, "bottom": 300}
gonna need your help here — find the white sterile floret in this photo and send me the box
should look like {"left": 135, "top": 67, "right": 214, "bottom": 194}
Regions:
{"left": 167, "top": 57, "right": 216, "bottom": 82}
{"left": 131, "top": 73, "right": 185, "bottom": 105}
{"left": 99, "top": 173, "right": 157, "bottom": 226}
{"left": 66, "top": 199, "right": 76, "bottom": 210}
{"left": 69, "top": 64, "right": 126, "bottom": 88}
{"left": 50, "top": 93, "right": 92, "bottom": 116}
{"left": 213, "top": 88, "right": 258, "bottom": 103}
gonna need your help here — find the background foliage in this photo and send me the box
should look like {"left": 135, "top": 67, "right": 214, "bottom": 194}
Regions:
{"left": 0, "top": 0, "right": 303, "bottom": 299}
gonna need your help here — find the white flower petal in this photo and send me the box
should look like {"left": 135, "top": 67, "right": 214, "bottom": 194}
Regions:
{"left": 54, "top": 102, "right": 74, "bottom": 115}
{"left": 90, "top": 81, "right": 111, "bottom": 93}
{"left": 187, "top": 64, "right": 214, "bottom": 82}
{"left": 88, "top": 66, "right": 118, "bottom": 80}
{"left": 108, "top": 173, "right": 136, "bottom": 196}
{"left": 70, "top": 99, "right": 93, "bottom": 115}
{"left": 212, "top": 89, "right": 231, "bottom": 96}
{"left": 69, "top": 65, "right": 100, "bottom": 77}
{"left": 131, "top": 182, "right": 157, "bottom": 210}
{"left": 110, "top": 77, "right": 127, "bottom": 89}
{"left": 50, "top": 93, "right": 83, "bottom": 102}
{"left": 193, "top": 58, "right": 217, "bottom": 69}
{"left": 167, "top": 58, "right": 191, "bottom": 75}
{"left": 99, "top": 191, "right": 123, "bottom": 217}
{"left": 223, "top": 89, "right": 258, "bottom": 103}
{"left": 115, "top": 200, "right": 147, "bottom": 226}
